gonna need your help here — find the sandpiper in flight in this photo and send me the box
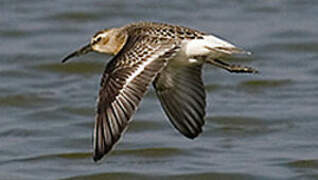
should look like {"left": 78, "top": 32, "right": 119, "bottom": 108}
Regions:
{"left": 61, "top": 22, "right": 257, "bottom": 161}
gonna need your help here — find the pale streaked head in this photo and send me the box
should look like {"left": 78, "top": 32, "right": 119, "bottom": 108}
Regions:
{"left": 61, "top": 28, "right": 127, "bottom": 63}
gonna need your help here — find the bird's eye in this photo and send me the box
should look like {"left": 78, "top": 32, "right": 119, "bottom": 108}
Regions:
{"left": 92, "top": 36, "right": 102, "bottom": 45}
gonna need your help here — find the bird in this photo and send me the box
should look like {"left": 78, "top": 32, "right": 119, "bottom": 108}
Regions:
{"left": 61, "top": 22, "right": 257, "bottom": 162}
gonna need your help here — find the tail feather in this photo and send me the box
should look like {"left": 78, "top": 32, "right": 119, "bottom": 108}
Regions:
{"left": 204, "top": 46, "right": 251, "bottom": 56}
{"left": 184, "top": 35, "right": 251, "bottom": 58}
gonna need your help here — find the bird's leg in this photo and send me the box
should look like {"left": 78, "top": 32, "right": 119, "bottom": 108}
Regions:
{"left": 208, "top": 58, "right": 258, "bottom": 73}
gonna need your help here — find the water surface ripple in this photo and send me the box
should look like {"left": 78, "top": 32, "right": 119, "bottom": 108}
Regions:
{"left": 1, "top": 0, "right": 318, "bottom": 179}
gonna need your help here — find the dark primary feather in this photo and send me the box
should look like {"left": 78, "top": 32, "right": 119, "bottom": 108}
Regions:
{"left": 93, "top": 35, "right": 180, "bottom": 161}
{"left": 154, "top": 63, "right": 206, "bottom": 139}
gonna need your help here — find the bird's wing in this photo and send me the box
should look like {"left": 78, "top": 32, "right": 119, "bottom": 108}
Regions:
{"left": 93, "top": 35, "right": 179, "bottom": 161}
{"left": 154, "top": 63, "right": 206, "bottom": 139}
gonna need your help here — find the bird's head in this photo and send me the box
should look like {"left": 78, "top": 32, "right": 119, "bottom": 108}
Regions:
{"left": 61, "top": 28, "right": 127, "bottom": 63}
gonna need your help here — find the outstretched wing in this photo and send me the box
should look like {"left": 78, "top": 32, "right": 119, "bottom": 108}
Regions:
{"left": 93, "top": 35, "right": 179, "bottom": 161}
{"left": 154, "top": 63, "right": 206, "bottom": 139}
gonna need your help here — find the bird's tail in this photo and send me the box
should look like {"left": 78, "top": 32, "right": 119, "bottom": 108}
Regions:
{"left": 204, "top": 45, "right": 251, "bottom": 56}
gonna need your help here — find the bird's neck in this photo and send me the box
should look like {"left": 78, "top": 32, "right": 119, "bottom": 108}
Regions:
{"left": 110, "top": 28, "right": 128, "bottom": 55}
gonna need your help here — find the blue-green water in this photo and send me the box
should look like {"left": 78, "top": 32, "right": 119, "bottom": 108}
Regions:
{"left": 1, "top": 1, "right": 318, "bottom": 179}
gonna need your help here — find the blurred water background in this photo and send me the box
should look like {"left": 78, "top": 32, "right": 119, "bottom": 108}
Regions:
{"left": 1, "top": 0, "right": 318, "bottom": 179}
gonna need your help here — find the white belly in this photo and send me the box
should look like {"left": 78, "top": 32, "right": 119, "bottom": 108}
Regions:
{"left": 169, "top": 35, "right": 249, "bottom": 67}
{"left": 181, "top": 35, "right": 248, "bottom": 58}
{"left": 170, "top": 50, "right": 202, "bottom": 66}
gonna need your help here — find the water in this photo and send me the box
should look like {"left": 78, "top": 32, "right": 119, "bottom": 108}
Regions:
{"left": 1, "top": 0, "right": 318, "bottom": 179}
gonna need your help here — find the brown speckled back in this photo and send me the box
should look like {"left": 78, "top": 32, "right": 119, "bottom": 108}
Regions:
{"left": 123, "top": 22, "right": 206, "bottom": 40}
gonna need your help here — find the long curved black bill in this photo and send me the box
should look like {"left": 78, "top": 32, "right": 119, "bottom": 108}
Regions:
{"left": 61, "top": 44, "right": 92, "bottom": 63}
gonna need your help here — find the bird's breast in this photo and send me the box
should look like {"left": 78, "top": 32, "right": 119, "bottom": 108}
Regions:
{"left": 169, "top": 48, "right": 202, "bottom": 67}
